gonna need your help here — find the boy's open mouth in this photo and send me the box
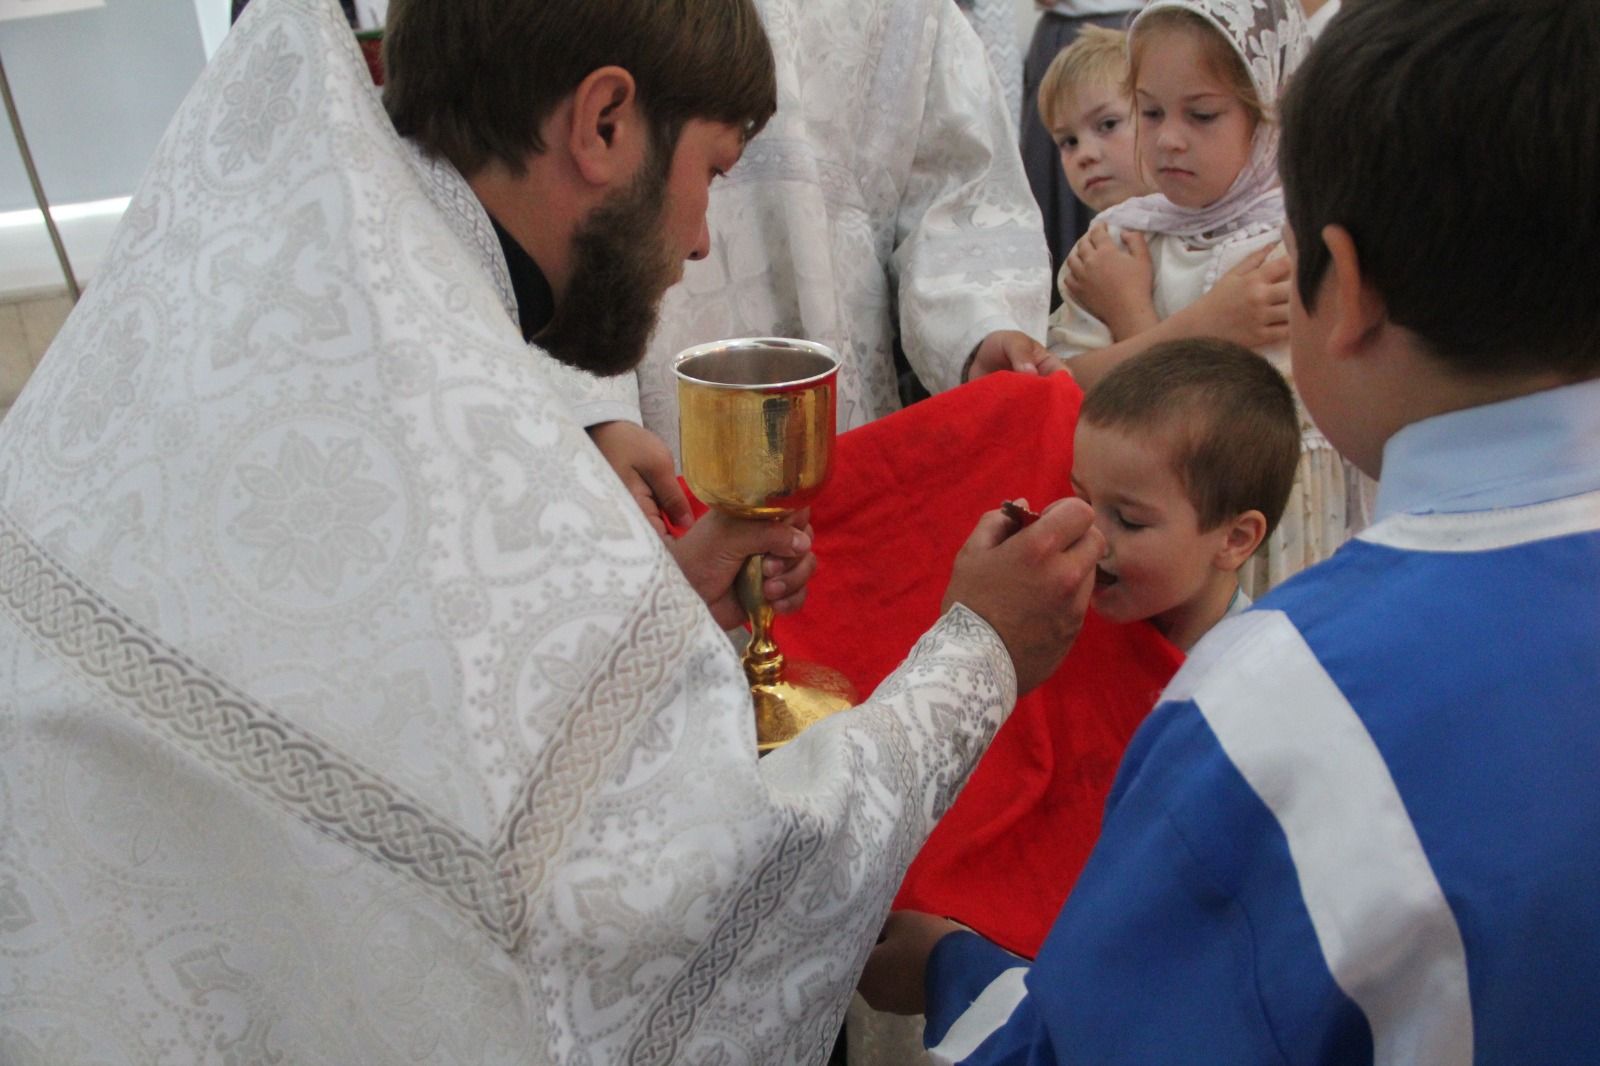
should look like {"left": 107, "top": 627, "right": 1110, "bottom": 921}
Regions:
{"left": 1095, "top": 566, "right": 1119, "bottom": 589}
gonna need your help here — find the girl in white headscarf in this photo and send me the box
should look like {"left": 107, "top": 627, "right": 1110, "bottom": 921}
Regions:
{"left": 1048, "top": 0, "right": 1365, "bottom": 596}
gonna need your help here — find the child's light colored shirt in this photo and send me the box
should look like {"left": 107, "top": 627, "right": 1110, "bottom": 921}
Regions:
{"left": 1047, "top": 224, "right": 1285, "bottom": 370}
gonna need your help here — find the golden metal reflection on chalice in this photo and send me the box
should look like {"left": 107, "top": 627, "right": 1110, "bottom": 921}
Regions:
{"left": 675, "top": 337, "right": 858, "bottom": 753}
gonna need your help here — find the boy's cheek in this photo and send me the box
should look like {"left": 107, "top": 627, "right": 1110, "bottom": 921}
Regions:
{"left": 1061, "top": 165, "right": 1092, "bottom": 205}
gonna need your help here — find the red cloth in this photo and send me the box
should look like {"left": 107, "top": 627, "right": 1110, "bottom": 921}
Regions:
{"left": 774, "top": 372, "right": 1184, "bottom": 958}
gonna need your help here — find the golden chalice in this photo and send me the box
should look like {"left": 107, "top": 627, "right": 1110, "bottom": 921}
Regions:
{"left": 675, "top": 337, "right": 858, "bottom": 753}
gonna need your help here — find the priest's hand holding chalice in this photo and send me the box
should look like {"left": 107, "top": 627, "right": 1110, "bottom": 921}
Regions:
{"left": 675, "top": 338, "right": 858, "bottom": 752}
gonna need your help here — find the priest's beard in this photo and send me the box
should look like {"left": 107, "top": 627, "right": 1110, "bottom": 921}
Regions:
{"left": 535, "top": 144, "right": 678, "bottom": 378}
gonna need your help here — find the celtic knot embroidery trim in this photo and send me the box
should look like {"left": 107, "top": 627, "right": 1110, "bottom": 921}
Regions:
{"left": 493, "top": 555, "right": 705, "bottom": 913}
{"left": 625, "top": 817, "right": 828, "bottom": 1065}
{"left": 0, "top": 509, "right": 522, "bottom": 948}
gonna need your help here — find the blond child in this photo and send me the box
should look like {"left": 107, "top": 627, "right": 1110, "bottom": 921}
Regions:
{"left": 1037, "top": 27, "right": 1145, "bottom": 215}
{"left": 1073, "top": 337, "right": 1298, "bottom": 651}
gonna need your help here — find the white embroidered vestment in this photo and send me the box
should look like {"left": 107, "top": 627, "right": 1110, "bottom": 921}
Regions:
{"left": 0, "top": 2, "right": 1018, "bottom": 1062}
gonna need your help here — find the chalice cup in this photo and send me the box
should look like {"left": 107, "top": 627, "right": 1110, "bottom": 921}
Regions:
{"left": 675, "top": 337, "right": 858, "bottom": 753}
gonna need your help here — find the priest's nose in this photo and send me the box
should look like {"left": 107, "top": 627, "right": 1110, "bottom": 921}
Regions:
{"left": 688, "top": 219, "right": 711, "bottom": 261}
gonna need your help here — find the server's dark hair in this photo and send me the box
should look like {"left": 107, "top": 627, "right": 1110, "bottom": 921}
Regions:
{"left": 1280, "top": 0, "right": 1600, "bottom": 378}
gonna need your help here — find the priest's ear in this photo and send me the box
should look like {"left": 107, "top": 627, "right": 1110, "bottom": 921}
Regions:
{"left": 566, "top": 66, "right": 648, "bottom": 187}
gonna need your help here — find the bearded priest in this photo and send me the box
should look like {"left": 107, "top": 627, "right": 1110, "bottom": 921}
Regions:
{"left": 0, "top": 0, "right": 1102, "bottom": 1062}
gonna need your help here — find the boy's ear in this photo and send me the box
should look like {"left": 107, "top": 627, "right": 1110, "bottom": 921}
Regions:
{"left": 565, "top": 66, "right": 646, "bottom": 187}
{"left": 1214, "top": 510, "right": 1268, "bottom": 571}
{"left": 1321, "top": 224, "right": 1388, "bottom": 359}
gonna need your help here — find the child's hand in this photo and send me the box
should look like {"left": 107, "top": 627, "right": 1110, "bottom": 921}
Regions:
{"left": 1065, "top": 225, "right": 1157, "bottom": 341}
{"left": 1180, "top": 244, "right": 1292, "bottom": 351}
{"left": 858, "top": 911, "right": 968, "bottom": 1015}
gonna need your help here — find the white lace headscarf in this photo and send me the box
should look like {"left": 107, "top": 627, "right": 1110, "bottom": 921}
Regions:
{"left": 1096, "top": 0, "right": 1310, "bottom": 247}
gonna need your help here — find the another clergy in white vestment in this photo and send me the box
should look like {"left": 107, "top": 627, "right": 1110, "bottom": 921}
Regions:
{"left": 957, "top": 0, "right": 1027, "bottom": 129}
{"left": 0, "top": 0, "right": 1104, "bottom": 1062}
{"left": 543, "top": 0, "right": 1057, "bottom": 492}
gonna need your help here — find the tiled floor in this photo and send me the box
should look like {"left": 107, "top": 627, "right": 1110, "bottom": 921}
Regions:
{"left": 0, "top": 292, "right": 74, "bottom": 422}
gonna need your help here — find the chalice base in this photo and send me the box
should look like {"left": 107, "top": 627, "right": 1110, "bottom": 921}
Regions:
{"left": 753, "top": 660, "right": 858, "bottom": 754}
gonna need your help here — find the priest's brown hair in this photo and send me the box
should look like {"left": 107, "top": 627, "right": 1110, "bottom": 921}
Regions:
{"left": 382, "top": 0, "right": 777, "bottom": 177}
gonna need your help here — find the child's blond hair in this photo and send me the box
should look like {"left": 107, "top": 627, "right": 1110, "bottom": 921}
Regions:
{"left": 1037, "top": 26, "right": 1131, "bottom": 132}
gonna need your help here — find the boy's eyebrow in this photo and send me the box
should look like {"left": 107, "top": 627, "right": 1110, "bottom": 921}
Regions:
{"left": 1079, "top": 101, "right": 1128, "bottom": 124}
{"left": 1077, "top": 480, "right": 1166, "bottom": 515}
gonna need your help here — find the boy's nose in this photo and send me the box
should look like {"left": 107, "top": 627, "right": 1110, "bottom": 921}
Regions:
{"left": 1091, "top": 513, "right": 1116, "bottom": 553}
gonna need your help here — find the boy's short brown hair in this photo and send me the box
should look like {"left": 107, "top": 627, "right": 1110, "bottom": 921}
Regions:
{"left": 1038, "top": 26, "right": 1130, "bottom": 131}
{"left": 1280, "top": 0, "right": 1600, "bottom": 379}
{"left": 383, "top": 0, "right": 777, "bottom": 178}
{"left": 1081, "top": 339, "right": 1299, "bottom": 536}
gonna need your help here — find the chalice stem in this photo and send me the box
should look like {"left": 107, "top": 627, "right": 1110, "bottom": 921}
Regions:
{"left": 738, "top": 553, "right": 785, "bottom": 686}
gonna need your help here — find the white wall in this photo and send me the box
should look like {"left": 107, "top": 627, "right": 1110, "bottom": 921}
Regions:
{"left": 0, "top": 0, "right": 205, "bottom": 295}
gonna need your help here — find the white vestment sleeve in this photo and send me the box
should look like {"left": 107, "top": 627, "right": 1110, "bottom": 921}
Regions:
{"left": 892, "top": 0, "right": 1051, "bottom": 395}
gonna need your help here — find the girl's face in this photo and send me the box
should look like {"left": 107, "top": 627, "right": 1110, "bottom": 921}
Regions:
{"left": 1133, "top": 27, "right": 1258, "bottom": 209}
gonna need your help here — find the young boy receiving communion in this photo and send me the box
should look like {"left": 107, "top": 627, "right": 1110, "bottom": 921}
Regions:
{"left": 877, "top": 339, "right": 1299, "bottom": 1052}
{"left": 860, "top": 0, "right": 1600, "bottom": 1061}
{"left": 1071, "top": 337, "right": 1297, "bottom": 653}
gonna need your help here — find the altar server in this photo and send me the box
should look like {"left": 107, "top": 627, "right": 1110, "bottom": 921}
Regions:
{"left": 0, "top": 0, "right": 1103, "bottom": 1061}
{"left": 861, "top": 1, "right": 1600, "bottom": 1061}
